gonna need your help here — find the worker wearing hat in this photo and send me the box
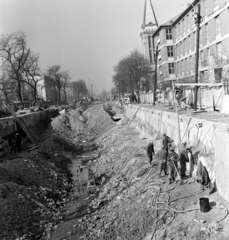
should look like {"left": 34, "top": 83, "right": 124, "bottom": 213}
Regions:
{"left": 167, "top": 146, "right": 179, "bottom": 184}
{"left": 178, "top": 141, "right": 189, "bottom": 178}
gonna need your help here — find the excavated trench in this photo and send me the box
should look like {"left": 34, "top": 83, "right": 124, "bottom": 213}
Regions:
{"left": 1, "top": 102, "right": 228, "bottom": 240}
{"left": 47, "top": 102, "right": 229, "bottom": 240}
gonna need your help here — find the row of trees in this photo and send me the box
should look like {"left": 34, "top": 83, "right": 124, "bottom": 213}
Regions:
{"left": 0, "top": 31, "right": 72, "bottom": 103}
{"left": 112, "top": 49, "right": 153, "bottom": 100}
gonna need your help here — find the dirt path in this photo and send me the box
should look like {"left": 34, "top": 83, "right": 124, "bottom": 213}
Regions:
{"left": 2, "top": 102, "right": 228, "bottom": 240}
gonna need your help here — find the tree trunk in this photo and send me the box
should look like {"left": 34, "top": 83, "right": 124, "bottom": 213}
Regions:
{"left": 58, "top": 87, "right": 61, "bottom": 102}
{"left": 33, "top": 88, "right": 37, "bottom": 102}
{"left": 17, "top": 77, "right": 22, "bottom": 103}
{"left": 64, "top": 92, "right": 67, "bottom": 103}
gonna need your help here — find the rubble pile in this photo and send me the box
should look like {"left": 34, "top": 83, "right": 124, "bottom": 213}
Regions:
{"left": 0, "top": 147, "right": 74, "bottom": 240}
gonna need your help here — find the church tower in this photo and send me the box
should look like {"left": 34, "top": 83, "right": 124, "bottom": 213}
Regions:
{"left": 140, "top": 0, "right": 158, "bottom": 65}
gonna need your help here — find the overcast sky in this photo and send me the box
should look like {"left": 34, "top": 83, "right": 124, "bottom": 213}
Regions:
{"left": 0, "top": 0, "right": 190, "bottom": 93}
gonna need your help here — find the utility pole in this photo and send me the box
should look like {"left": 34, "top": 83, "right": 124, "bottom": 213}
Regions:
{"left": 118, "top": 79, "right": 121, "bottom": 100}
{"left": 194, "top": 4, "right": 201, "bottom": 111}
{"left": 153, "top": 45, "right": 159, "bottom": 106}
{"left": 138, "top": 64, "right": 142, "bottom": 102}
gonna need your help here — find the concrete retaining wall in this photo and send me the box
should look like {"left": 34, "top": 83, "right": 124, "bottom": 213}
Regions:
{"left": 0, "top": 110, "right": 56, "bottom": 137}
{"left": 125, "top": 104, "right": 229, "bottom": 202}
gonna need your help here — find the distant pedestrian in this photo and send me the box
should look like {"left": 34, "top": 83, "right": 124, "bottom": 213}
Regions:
{"left": 155, "top": 145, "right": 167, "bottom": 177}
{"left": 167, "top": 146, "right": 179, "bottom": 184}
{"left": 178, "top": 141, "right": 189, "bottom": 178}
{"left": 15, "top": 132, "right": 22, "bottom": 152}
{"left": 146, "top": 140, "right": 155, "bottom": 165}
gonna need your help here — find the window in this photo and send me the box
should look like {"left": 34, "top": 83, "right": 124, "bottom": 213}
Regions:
{"left": 167, "top": 46, "right": 174, "bottom": 57}
{"left": 182, "top": 19, "right": 185, "bottom": 34}
{"left": 217, "top": 42, "right": 222, "bottom": 58}
{"left": 169, "top": 63, "right": 175, "bottom": 74}
{"left": 166, "top": 28, "right": 172, "bottom": 40}
{"left": 204, "top": 0, "right": 207, "bottom": 16}
{"left": 205, "top": 23, "right": 209, "bottom": 43}
{"left": 188, "top": 35, "right": 191, "bottom": 51}
{"left": 215, "top": 15, "right": 220, "bottom": 34}
{"left": 187, "top": 15, "right": 189, "bottom": 29}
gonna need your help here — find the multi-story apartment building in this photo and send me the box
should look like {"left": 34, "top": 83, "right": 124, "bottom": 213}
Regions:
{"left": 153, "top": 0, "right": 229, "bottom": 92}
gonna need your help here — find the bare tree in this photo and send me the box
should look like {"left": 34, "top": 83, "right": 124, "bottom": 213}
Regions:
{"left": 0, "top": 72, "right": 16, "bottom": 103}
{"left": 61, "top": 71, "right": 71, "bottom": 102}
{"left": 113, "top": 49, "right": 151, "bottom": 100}
{"left": 22, "top": 52, "right": 43, "bottom": 101}
{"left": 0, "top": 31, "right": 31, "bottom": 102}
{"left": 72, "top": 80, "right": 88, "bottom": 100}
{"left": 46, "top": 65, "right": 63, "bottom": 101}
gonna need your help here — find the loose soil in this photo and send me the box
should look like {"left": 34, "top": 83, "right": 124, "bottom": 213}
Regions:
{"left": 1, "top": 102, "right": 229, "bottom": 240}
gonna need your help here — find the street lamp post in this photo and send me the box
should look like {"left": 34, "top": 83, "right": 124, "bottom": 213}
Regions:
{"left": 194, "top": 4, "right": 201, "bottom": 111}
{"left": 153, "top": 46, "right": 159, "bottom": 106}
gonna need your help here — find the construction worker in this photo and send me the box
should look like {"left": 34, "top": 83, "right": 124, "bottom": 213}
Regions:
{"left": 167, "top": 146, "right": 179, "bottom": 184}
{"left": 162, "top": 133, "right": 169, "bottom": 152}
{"left": 155, "top": 145, "right": 167, "bottom": 177}
{"left": 178, "top": 141, "right": 189, "bottom": 178}
{"left": 146, "top": 140, "right": 155, "bottom": 165}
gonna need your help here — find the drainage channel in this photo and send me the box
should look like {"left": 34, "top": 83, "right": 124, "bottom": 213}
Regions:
{"left": 49, "top": 144, "right": 99, "bottom": 240}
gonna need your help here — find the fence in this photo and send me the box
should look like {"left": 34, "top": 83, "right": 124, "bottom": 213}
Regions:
{"left": 139, "top": 85, "right": 226, "bottom": 112}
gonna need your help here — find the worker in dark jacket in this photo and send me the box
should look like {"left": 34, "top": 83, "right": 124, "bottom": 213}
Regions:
{"left": 167, "top": 146, "right": 179, "bottom": 184}
{"left": 155, "top": 145, "right": 167, "bottom": 177}
{"left": 162, "top": 134, "right": 169, "bottom": 152}
{"left": 146, "top": 141, "right": 155, "bottom": 165}
{"left": 178, "top": 141, "right": 189, "bottom": 178}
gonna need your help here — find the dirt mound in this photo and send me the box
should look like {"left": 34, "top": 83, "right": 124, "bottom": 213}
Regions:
{"left": 51, "top": 103, "right": 114, "bottom": 142}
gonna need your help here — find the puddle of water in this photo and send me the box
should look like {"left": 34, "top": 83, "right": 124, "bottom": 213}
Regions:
{"left": 70, "top": 158, "right": 89, "bottom": 198}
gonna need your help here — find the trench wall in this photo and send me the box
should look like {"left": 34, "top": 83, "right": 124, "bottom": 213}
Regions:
{"left": 125, "top": 104, "right": 229, "bottom": 202}
{"left": 0, "top": 110, "right": 54, "bottom": 137}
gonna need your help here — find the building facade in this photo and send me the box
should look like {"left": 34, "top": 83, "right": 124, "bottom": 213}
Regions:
{"left": 37, "top": 76, "right": 58, "bottom": 101}
{"left": 153, "top": 0, "right": 229, "bottom": 90}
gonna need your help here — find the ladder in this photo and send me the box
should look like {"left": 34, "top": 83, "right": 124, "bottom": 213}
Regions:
{"left": 3, "top": 101, "right": 38, "bottom": 144}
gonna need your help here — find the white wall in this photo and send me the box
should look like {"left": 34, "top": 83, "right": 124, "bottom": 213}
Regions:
{"left": 125, "top": 104, "right": 229, "bottom": 202}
